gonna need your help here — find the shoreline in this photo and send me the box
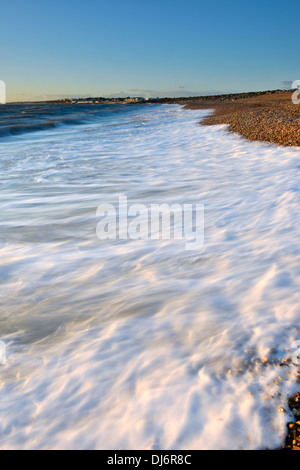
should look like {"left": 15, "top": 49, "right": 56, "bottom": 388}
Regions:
{"left": 37, "top": 89, "right": 300, "bottom": 148}
{"left": 6, "top": 89, "right": 300, "bottom": 147}
{"left": 184, "top": 91, "right": 300, "bottom": 450}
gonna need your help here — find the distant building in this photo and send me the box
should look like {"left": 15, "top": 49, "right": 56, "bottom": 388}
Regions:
{"left": 124, "top": 97, "right": 144, "bottom": 103}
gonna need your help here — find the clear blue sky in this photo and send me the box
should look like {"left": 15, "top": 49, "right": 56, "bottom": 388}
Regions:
{"left": 1, "top": 0, "right": 299, "bottom": 101}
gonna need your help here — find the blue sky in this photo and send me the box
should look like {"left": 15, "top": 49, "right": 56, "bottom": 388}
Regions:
{"left": 1, "top": 0, "right": 299, "bottom": 101}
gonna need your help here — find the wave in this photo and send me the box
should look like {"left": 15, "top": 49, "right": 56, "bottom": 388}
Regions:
{"left": 0, "top": 116, "right": 86, "bottom": 138}
{"left": 0, "top": 102, "right": 138, "bottom": 139}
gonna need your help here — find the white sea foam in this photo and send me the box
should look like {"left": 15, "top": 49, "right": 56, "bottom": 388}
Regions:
{"left": 0, "top": 104, "right": 300, "bottom": 449}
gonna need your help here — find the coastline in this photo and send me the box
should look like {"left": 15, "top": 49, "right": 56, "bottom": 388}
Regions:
{"left": 1, "top": 97, "right": 300, "bottom": 449}
{"left": 47, "top": 89, "right": 300, "bottom": 147}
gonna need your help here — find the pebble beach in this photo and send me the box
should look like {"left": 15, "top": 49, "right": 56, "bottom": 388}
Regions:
{"left": 182, "top": 90, "right": 300, "bottom": 147}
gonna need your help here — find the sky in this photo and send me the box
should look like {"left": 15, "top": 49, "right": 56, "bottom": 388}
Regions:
{"left": 1, "top": 0, "right": 299, "bottom": 102}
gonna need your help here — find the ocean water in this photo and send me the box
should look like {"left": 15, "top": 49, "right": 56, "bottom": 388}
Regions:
{"left": 0, "top": 102, "right": 300, "bottom": 449}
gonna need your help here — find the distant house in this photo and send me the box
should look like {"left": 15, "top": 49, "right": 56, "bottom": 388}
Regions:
{"left": 124, "top": 97, "right": 144, "bottom": 103}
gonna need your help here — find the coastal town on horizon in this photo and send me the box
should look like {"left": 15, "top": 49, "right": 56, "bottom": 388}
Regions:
{"left": 49, "top": 88, "right": 299, "bottom": 105}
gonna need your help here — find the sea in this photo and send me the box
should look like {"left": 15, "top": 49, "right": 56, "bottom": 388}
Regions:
{"left": 0, "top": 102, "right": 300, "bottom": 449}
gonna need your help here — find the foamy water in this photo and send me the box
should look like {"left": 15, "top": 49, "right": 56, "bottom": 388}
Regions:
{"left": 0, "top": 103, "right": 300, "bottom": 449}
